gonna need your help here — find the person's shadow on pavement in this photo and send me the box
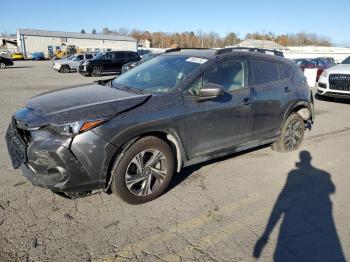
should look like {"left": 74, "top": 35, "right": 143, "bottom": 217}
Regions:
{"left": 253, "top": 151, "right": 345, "bottom": 261}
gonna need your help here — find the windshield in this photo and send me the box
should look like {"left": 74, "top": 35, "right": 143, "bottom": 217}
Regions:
{"left": 66, "top": 55, "right": 74, "bottom": 60}
{"left": 138, "top": 50, "right": 151, "bottom": 56}
{"left": 112, "top": 55, "right": 203, "bottom": 93}
{"left": 93, "top": 52, "right": 105, "bottom": 60}
{"left": 140, "top": 53, "right": 156, "bottom": 62}
{"left": 341, "top": 56, "right": 350, "bottom": 64}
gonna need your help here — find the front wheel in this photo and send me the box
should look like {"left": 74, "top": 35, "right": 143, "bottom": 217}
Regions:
{"left": 111, "top": 136, "right": 175, "bottom": 204}
{"left": 60, "top": 65, "right": 70, "bottom": 73}
{"left": 91, "top": 66, "right": 102, "bottom": 77}
{"left": 0, "top": 63, "right": 6, "bottom": 69}
{"left": 272, "top": 113, "right": 305, "bottom": 152}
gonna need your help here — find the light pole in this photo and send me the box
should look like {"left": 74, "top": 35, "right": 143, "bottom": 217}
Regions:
{"left": 262, "top": 29, "right": 266, "bottom": 48}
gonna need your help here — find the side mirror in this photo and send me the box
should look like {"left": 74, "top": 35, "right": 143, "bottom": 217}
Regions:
{"left": 198, "top": 83, "right": 224, "bottom": 99}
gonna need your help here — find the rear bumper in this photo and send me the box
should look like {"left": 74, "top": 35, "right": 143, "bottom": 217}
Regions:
{"left": 5, "top": 116, "right": 117, "bottom": 193}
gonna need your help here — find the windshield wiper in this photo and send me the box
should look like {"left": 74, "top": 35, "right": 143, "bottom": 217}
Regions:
{"left": 113, "top": 84, "right": 146, "bottom": 94}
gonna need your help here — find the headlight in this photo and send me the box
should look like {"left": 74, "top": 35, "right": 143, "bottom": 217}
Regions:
{"left": 321, "top": 70, "right": 328, "bottom": 78}
{"left": 48, "top": 119, "right": 105, "bottom": 136}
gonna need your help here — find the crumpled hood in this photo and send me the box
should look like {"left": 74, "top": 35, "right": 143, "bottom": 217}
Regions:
{"left": 325, "top": 64, "right": 350, "bottom": 74}
{"left": 19, "top": 83, "right": 150, "bottom": 127}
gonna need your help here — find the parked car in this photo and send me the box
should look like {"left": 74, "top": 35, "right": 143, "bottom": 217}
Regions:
{"left": 317, "top": 57, "right": 336, "bottom": 67}
{"left": 11, "top": 52, "right": 24, "bottom": 60}
{"left": 0, "top": 55, "right": 14, "bottom": 69}
{"left": 138, "top": 49, "right": 152, "bottom": 58}
{"left": 53, "top": 53, "right": 98, "bottom": 73}
{"left": 121, "top": 53, "right": 161, "bottom": 74}
{"left": 293, "top": 58, "right": 332, "bottom": 81}
{"left": 0, "top": 50, "right": 10, "bottom": 56}
{"left": 5, "top": 48, "right": 314, "bottom": 203}
{"left": 317, "top": 56, "right": 350, "bottom": 99}
{"left": 31, "top": 52, "right": 45, "bottom": 60}
{"left": 78, "top": 51, "right": 140, "bottom": 77}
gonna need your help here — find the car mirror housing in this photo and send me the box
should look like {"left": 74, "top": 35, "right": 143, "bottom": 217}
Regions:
{"left": 198, "top": 83, "right": 224, "bottom": 99}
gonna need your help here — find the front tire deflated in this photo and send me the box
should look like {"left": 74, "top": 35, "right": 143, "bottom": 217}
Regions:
{"left": 111, "top": 136, "right": 175, "bottom": 204}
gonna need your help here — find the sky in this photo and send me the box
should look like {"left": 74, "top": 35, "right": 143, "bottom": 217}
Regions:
{"left": 2, "top": 0, "right": 350, "bottom": 45}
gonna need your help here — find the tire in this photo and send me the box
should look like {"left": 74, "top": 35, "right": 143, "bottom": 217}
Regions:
{"left": 91, "top": 66, "right": 102, "bottom": 77}
{"left": 111, "top": 136, "right": 175, "bottom": 204}
{"left": 0, "top": 63, "right": 6, "bottom": 69}
{"left": 272, "top": 113, "right": 305, "bottom": 153}
{"left": 60, "top": 65, "right": 70, "bottom": 73}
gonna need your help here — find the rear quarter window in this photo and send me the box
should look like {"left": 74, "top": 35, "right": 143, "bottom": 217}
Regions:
{"left": 280, "top": 62, "right": 293, "bottom": 79}
{"left": 251, "top": 58, "right": 280, "bottom": 85}
{"left": 292, "top": 65, "right": 306, "bottom": 84}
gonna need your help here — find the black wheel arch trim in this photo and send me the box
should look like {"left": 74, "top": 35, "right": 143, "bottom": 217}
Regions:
{"left": 104, "top": 127, "right": 187, "bottom": 191}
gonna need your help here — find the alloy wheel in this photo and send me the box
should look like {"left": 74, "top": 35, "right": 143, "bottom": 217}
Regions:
{"left": 91, "top": 66, "right": 101, "bottom": 77}
{"left": 284, "top": 119, "right": 303, "bottom": 150}
{"left": 0, "top": 63, "right": 5, "bottom": 69}
{"left": 125, "top": 149, "right": 167, "bottom": 196}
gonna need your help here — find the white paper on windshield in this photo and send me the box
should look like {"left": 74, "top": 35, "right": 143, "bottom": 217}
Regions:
{"left": 186, "top": 57, "right": 208, "bottom": 64}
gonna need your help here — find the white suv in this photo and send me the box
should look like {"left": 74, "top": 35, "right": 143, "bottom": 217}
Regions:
{"left": 53, "top": 53, "right": 97, "bottom": 73}
{"left": 317, "top": 56, "right": 350, "bottom": 99}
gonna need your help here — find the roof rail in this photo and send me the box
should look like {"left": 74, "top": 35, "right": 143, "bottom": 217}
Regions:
{"left": 165, "top": 47, "right": 212, "bottom": 53}
{"left": 216, "top": 47, "right": 284, "bottom": 57}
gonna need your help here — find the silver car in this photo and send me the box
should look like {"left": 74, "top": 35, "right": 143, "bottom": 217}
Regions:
{"left": 53, "top": 53, "right": 97, "bottom": 73}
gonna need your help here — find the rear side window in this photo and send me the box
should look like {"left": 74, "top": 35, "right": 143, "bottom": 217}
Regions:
{"left": 85, "top": 54, "right": 93, "bottom": 59}
{"left": 114, "top": 52, "right": 126, "bottom": 59}
{"left": 130, "top": 52, "right": 139, "bottom": 59}
{"left": 251, "top": 59, "right": 279, "bottom": 85}
{"left": 282, "top": 62, "right": 293, "bottom": 78}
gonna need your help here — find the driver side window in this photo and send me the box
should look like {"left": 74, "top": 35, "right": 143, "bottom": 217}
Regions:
{"left": 187, "top": 59, "right": 247, "bottom": 96}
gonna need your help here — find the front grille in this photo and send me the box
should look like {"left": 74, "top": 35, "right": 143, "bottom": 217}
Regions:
{"left": 329, "top": 74, "right": 350, "bottom": 91}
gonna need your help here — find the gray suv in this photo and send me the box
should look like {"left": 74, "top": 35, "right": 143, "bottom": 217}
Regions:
{"left": 6, "top": 48, "right": 314, "bottom": 204}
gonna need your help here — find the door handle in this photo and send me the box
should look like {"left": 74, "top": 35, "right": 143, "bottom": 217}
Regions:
{"left": 241, "top": 97, "right": 255, "bottom": 105}
{"left": 284, "top": 86, "right": 292, "bottom": 93}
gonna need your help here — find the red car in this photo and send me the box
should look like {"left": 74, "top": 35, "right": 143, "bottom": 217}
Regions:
{"left": 293, "top": 58, "right": 334, "bottom": 81}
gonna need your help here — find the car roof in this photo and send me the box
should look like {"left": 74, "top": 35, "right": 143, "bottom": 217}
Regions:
{"left": 163, "top": 49, "right": 289, "bottom": 63}
{"left": 163, "top": 49, "right": 217, "bottom": 59}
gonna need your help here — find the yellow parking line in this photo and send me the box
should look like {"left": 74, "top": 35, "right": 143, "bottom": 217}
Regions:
{"left": 162, "top": 209, "right": 267, "bottom": 261}
{"left": 99, "top": 193, "right": 261, "bottom": 261}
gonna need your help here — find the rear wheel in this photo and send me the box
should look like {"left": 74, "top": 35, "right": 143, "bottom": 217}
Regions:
{"left": 272, "top": 113, "right": 305, "bottom": 152}
{"left": 111, "top": 136, "right": 175, "bottom": 204}
{"left": 0, "top": 63, "right": 6, "bottom": 69}
{"left": 60, "top": 65, "right": 70, "bottom": 73}
{"left": 91, "top": 66, "right": 102, "bottom": 77}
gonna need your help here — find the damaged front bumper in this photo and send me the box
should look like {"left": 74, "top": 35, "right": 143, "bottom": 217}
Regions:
{"left": 5, "top": 116, "right": 116, "bottom": 193}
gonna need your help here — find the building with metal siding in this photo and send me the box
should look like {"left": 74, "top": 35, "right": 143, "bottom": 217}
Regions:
{"left": 17, "top": 29, "right": 138, "bottom": 58}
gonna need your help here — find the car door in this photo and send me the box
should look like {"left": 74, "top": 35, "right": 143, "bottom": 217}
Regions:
{"left": 102, "top": 52, "right": 115, "bottom": 72}
{"left": 113, "top": 52, "right": 127, "bottom": 72}
{"left": 183, "top": 58, "right": 253, "bottom": 159}
{"left": 71, "top": 54, "right": 84, "bottom": 69}
{"left": 249, "top": 57, "right": 296, "bottom": 141}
